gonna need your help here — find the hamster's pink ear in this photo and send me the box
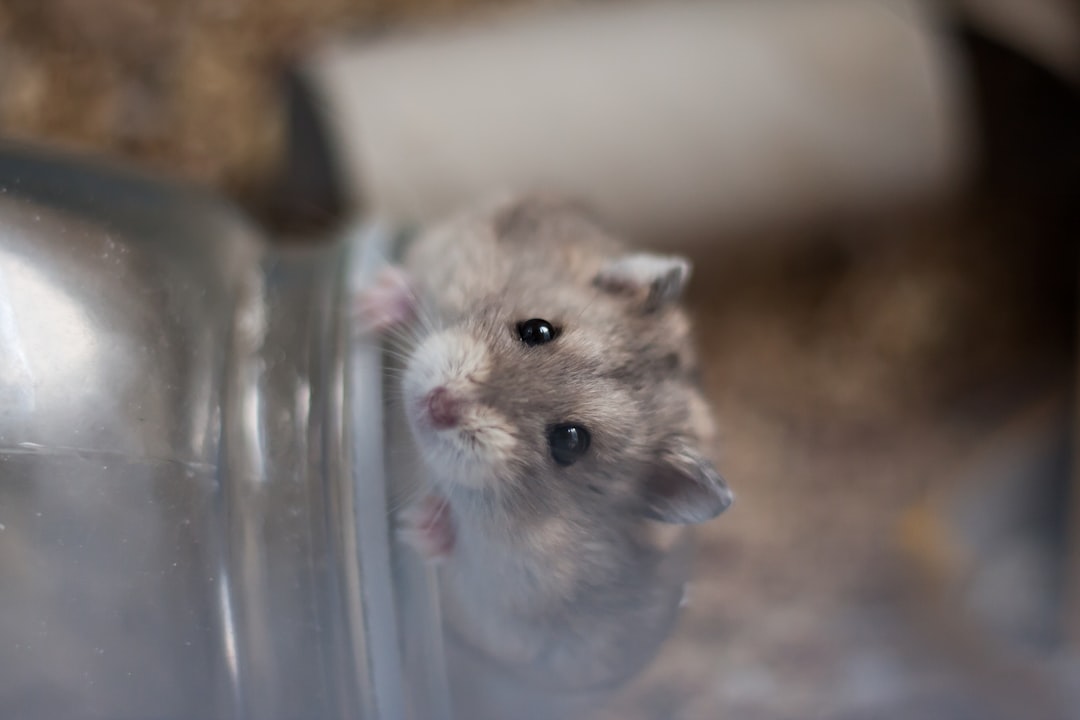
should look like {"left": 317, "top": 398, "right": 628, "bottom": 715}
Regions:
{"left": 593, "top": 254, "right": 692, "bottom": 312}
{"left": 642, "top": 441, "right": 733, "bottom": 524}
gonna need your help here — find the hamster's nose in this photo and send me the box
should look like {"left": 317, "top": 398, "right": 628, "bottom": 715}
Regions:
{"left": 426, "top": 386, "right": 461, "bottom": 430}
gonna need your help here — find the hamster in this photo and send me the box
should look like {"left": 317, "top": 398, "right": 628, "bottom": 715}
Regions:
{"left": 356, "top": 194, "right": 733, "bottom": 718}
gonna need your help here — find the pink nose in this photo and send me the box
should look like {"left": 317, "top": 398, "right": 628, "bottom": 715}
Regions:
{"left": 426, "top": 386, "right": 460, "bottom": 429}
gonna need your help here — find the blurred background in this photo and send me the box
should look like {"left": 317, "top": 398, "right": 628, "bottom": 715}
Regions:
{"left": 0, "top": 0, "right": 1077, "bottom": 718}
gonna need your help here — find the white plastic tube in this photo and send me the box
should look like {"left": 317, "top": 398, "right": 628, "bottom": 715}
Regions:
{"left": 303, "top": 0, "right": 971, "bottom": 242}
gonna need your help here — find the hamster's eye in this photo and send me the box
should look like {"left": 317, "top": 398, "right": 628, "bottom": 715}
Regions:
{"left": 548, "top": 424, "right": 591, "bottom": 466}
{"left": 517, "top": 318, "right": 560, "bottom": 346}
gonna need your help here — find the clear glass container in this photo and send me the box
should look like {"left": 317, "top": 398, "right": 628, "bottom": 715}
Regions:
{"left": 0, "top": 142, "right": 445, "bottom": 720}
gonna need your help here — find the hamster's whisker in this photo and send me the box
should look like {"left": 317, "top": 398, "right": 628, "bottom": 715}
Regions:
{"left": 371, "top": 345, "right": 406, "bottom": 362}
{"left": 377, "top": 347, "right": 415, "bottom": 365}
{"left": 414, "top": 301, "right": 441, "bottom": 339}
{"left": 435, "top": 486, "right": 453, "bottom": 521}
{"left": 572, "top": 293, "right": 602, "bottom": 327}
{"left": 377, "top": 366, "right": 410, "bottom": 383}
{"left": 378, "top": 324, "right": 420, "bottom": 350}
{"left": 378, "top": 393, "right": 407, "bottom": 414}
{"left": 386, "top": 482, "right": 431, "bottom": 517}
{"left": 462, "top": 376, "right": 496, "bottom": 393}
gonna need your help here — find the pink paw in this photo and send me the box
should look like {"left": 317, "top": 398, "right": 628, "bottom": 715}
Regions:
{"left": 353, "top": 266, "right": 415, "bottom": 335}
{"left": 397, "top": 494, "right": 456, "bottom": 562}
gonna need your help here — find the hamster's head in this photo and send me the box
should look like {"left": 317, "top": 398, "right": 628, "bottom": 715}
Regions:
{"left": 401, "top": 204, "right": 733, "bottom": 526}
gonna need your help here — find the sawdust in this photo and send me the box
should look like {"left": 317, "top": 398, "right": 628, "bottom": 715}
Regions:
{"left": 0, "top": 0, "right": 562, "bottom": 205}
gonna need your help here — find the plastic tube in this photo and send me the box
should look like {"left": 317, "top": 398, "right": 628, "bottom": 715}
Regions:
{"left": 300, "top": 0, "right": 971, "bottom": 243}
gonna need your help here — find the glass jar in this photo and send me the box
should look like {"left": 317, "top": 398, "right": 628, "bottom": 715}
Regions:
{"left": 0, "top": 143, "right": 445, "bottom": 720}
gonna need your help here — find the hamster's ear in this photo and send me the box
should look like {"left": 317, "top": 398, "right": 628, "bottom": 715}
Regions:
{"left": 641, "top": 441, "right": 733, "bottom": 524}
{"left": 593, "top": 254, "right": 692, "bottom": 312}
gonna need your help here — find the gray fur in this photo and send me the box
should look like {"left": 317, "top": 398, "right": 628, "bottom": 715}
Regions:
{"left": 392, "top": 194, "right": 733, "bottom": 716}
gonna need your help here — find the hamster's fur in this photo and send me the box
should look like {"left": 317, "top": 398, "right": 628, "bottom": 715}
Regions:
{"left": 367, "top": 194, "right": 733, "bottom": 718}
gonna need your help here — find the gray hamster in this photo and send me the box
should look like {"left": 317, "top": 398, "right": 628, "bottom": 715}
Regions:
{"left": 356, "top": 194, "right": 733, "bottom": 717}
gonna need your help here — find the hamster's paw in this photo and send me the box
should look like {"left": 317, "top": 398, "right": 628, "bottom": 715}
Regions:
{"left": 397, "top": 494, "right": 456, "bottom": 562}
{"left": 353, "top": 266, "right": 415, "bottom": 335}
